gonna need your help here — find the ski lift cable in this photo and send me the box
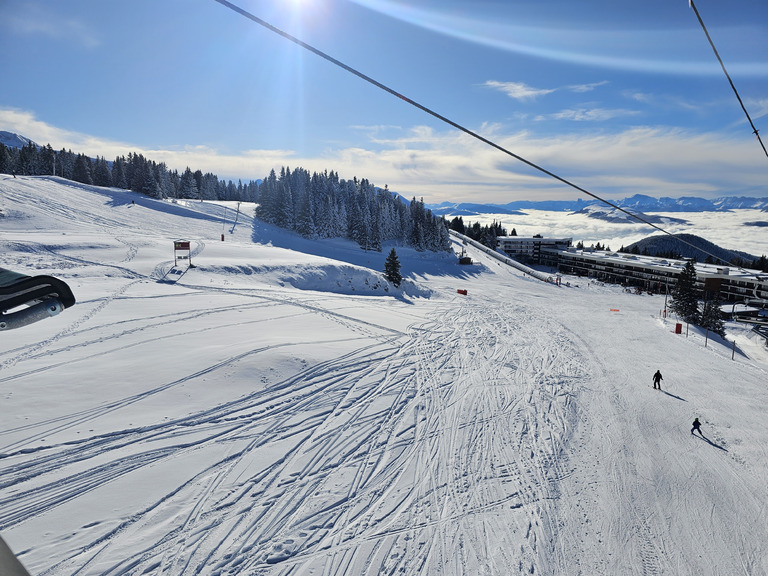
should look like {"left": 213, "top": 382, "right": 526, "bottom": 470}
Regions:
{"left": 212, "top": 0, "right": 758, "bottom": 273}
{"left": 689, "top": 0, "right": 768, "bottom": 160}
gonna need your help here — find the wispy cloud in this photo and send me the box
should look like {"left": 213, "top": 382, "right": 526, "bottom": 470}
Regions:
{"left": 625, "top": 91, "right": 653, "bottom": 104}
{"left": 0, "top": 107, "right": 293, "bottom": 179}
{"left": 536, "top": 107, "right": 640, "bottom": 122}
{"left": 1, "top": 4, "right": 100, "bottom": 48}
{"left": 2, "top": 107, "right": 764, "bottom": 204}
{"left": 484, "top": 81, "right": 556, "bottom": 101}
{"left": 566, "top": 81, "right": 609, "bottom": 93}
{"left": 622, "top": 90, "right": 711, "bottom": 114}
{"left": 485, "top": 80, "right": 609, "bottom": 101}
{"left": 747, "top": 97, "right": 768, "bottom": 120}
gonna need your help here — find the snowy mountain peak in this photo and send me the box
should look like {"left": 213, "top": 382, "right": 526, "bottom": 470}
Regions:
{"left": 0, "top": 131, "right": 37, "bottom": 149}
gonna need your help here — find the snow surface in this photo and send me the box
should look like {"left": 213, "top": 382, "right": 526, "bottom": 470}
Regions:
{"left": 2, "top": 175, "right": 768, "bottom": 576}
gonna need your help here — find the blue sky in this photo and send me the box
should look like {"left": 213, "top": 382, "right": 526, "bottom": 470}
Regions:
{"left": 1, "top": 0, "right": 766, "bottom": 203}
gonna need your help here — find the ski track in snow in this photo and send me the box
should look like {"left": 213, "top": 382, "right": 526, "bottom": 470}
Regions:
{"left": 2, "top": 176, "right": 768, "bottom": 575}
{"left": 1, "top": 259, "right": 587, "bottom": 575}
{"left": 0, "top": 245, "right": 579, "bottom": 574}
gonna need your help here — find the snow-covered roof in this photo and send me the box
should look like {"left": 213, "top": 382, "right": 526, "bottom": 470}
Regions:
{"left": 558, "top": 248, "right": 765, "bottom": 282}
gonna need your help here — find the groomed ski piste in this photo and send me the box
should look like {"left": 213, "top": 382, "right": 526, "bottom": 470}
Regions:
{"left": 1, "top": 175, "right": 767, "bottom": 576}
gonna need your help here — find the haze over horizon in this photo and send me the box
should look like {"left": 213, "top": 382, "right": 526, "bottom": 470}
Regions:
{"left": 1, "top": 0, "right": 766, "bottom": 204}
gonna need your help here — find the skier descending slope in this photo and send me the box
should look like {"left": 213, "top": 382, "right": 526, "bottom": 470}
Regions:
{"left": 691, "top": 417, "right": 703, "bottom": 437}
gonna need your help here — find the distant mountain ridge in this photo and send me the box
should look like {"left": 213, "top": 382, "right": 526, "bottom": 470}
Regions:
{"left": 0, "top": 131, "right": 37, "bottom": 149}
{"left": 430, "top": 199, "right": 589, "bottom": 216}
{"left": 429, "top": 202, "right": 526, "bottom": 217}
{"left": 429, "top": 194, "right": 768, "bottom": 215}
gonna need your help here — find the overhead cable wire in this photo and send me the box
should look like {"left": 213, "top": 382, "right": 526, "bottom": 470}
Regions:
{"left": 213, "top": 0, "right": 757, "bottom": 271}
{"left": 689, "top": 0, "right": 768, "bottom": 161}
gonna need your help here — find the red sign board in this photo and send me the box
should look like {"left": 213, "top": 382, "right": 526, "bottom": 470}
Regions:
{"left": 174, "top": 241, "right": 191, "bottom": 251}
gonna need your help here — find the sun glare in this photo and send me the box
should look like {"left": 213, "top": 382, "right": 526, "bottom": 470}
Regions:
{"left": 283, "top": 0, "right": 328, "bottom": 27}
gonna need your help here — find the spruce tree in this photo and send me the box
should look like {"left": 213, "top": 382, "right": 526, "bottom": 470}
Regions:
{"left": 669, "top": 260, "right": 700, "bottom": 324}
{"left": 0, "top": 143, "right": 9, "bottom": 174}
{"left": 449, "top": 216, "right": 465, "bottom": 234}
{"left": 700, "top": 299, "right": 725, "bottom": 337}
{"left": 296, "top": 192, "right": 316, "bottom": 238}
{"left": 72, "top": 154, "right": 93, "bottom": 184}
{"left": 18, "top": 142, "right": 38, "bottom": 175}
{"left": 384, "top": 248, "right": 403, "bottom": 288}
{"left": 92, "top": 156, "right": 113, "bottom": 187}
{"left": 112, "top": 156, "right": 129, "bottom": 189}
{"left": 39, "top": 144, "right": 56, "bottom": 175}
{"left": 179, "top": 167, "right": 198, "bottom": 199}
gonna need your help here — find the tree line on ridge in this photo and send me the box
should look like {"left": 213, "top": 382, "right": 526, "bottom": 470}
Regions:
{"left": 0, "top": 141, "right": 451, "bottom": 253}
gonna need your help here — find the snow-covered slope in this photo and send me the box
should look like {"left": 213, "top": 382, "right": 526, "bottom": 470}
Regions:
{"left": 0, "top": 132, "right": 36, "bottom": 149}
{"left": 1, "top": 176, "right": 767, "bottom": 575}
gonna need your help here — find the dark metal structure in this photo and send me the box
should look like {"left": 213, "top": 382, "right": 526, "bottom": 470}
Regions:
{"left": 0, "top": 267, "right": 76, "bottom": 330}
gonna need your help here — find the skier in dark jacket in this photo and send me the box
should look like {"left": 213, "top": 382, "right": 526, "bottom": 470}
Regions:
{"left": 691, "top": 417, "right": 703, "bottom": 436}
{"left": 652, "top": 370, "right": 663, "bottom": 389}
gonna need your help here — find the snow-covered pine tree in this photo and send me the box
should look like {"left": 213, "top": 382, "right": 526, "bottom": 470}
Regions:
{"left": 384, "top": 248, "right": 403, "bottom": 287}
{"left": 276, "top": 180, "right": 293, "bottom": 230}
{"left": 369, "top": 205, "right": 382, "bottom": 252}
{"left": 296, "top": 191, "right": 316, "bottom": 238}
{"left": 155, "top": 163, "right": 173, "bottom": 198}
{"left": 255, "top": 169, "right": 278, "bottom": 224}
{"left": 0, "top": 143, "right": 10, "bottom": 174}
{"left": 669, "top": 260, "right": 700, "bottom": 324}
{"left": 375, "top": 187, "right": 399, "bottom": 244}
{"left": 179, "top": 167, "right": 198, "bottom": 199}
{"left": 92, "top": 156, "right": 112, "bottom": 187}
{"left": 16, "top": 142, "right": 38, "bottom": 175}
{"left": 408, "top": 198, "right": 426, "bottom": 251}
{"left": 199, "top": 173, "right": 217, "bottom": 201}
{"left": 168, "top": 169, "right": 180, "bottom": 198}
{"left": 700, "top": 298, "right": 725, "bottom": 337}
{"left": 437, "top": 217, "right": 452, "bottom": 251}
{"left": 309, "top": 172, "right": 329, "bottom": 238}
{"left": 58, "top": 149, "right": 76, "bottom": 180}
{"left": 72, "top": 154, "right": 93, "bottom": 185}
{"left": 112, "top": 156, "right": 128, "bottom": 189}
{"left": 314, "top": 193, "right": 332, "bottom": 238}
{"left": 139, "top": 160, "right": 160, "bottom": 198}
{"left": 39, "top": 145, "right": 56, "bottom": 176}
